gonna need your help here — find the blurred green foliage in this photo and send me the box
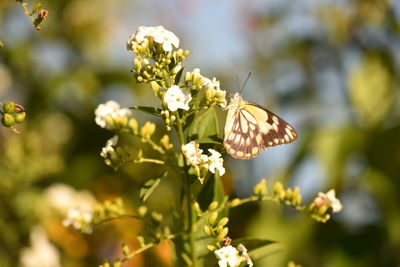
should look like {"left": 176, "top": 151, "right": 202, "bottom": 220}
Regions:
{"left": 0, "top": 0, "right": 400, "bottom": 266}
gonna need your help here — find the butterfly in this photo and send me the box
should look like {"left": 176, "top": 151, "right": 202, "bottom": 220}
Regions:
{"left": 224, "top": 93, "right": 298, "bottom": 159}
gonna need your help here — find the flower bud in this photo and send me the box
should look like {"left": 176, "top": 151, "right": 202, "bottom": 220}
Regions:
{"left": 208, "top": 201, "right": 218, "bottom": 211}
{"left": 218, "top": 217, "right": 229, "bottom": 227}
{"left": 3, "top": 102, "right": 16, "bottom": 114}
{"left": 203, "top": 225, "right": 212, "bottom": 236}
{"left": 150, "top": 81, "right": 161, "bottom": 96}
{"left": 138, "top": 206, "right": 148, "bottom": 217}
{"left": 208, "top": 212, "right": 218, "bottom": 226}
{"left": 207, "top": 245, "right": 217, "bottom": 251}
{"left": 2, "top": 113, "right": 15, "bottom": 127}
{"left": 129, "top": 118, "right": 138, "bottom": 134}
{"left": 230, "top": 198, "right": 241, "bottom": 207}
{"left": 151, "top": 211, "right": 163, "bottom": 222}
{"left": 134, "top": 57, "right": 142, "bottom": 72}
{"left": 14, "top": 112, "right": 26, "bottom": 123}
{"left": 122, "top": 244, "right": 130, "bottom": 256}
{"left": 217, "top": 227, "right": 228, "bottom": 241}
{"left": 193, "top": 202, "right": 202, "bottom": 214}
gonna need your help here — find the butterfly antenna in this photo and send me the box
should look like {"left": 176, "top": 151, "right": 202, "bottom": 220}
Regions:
{"left": 240, "top": 72, "right": 252, "bottom": 93}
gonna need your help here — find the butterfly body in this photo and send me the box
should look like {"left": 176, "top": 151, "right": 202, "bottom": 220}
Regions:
{"left": 224, "top": 93, "right": 298, "bottom": 159}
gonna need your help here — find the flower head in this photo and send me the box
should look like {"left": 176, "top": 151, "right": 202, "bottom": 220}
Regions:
{"left": 182, "top": 141, "right": 206, "bottom": 166}
{"left": 164, "top": 85, "right": 192, "bottom": 112}
{"left": 205, "top": 77, "right": 227, "bottom": 108}
{"left": 128, "top": 26, "right": 179, "bottom": 52}
{"left": 214, "top": 245, "right": 239, "bottom": 267}
{"left": 63, "top": 208, "right": 94, "bottom": 234}
{"left": 208, "top": 149, "right": 225, "bottom": 176}
{"left": 100, "top": 135, "right": 118, "bottom": 158}
{"left": 149, "top": 26, "right": 180, "bottom": 52}
{"left": 314, "top": 189, "right": 343, "bottom": 213}
{"left": 95, "top": 100, "right": 131, "bottom": 130}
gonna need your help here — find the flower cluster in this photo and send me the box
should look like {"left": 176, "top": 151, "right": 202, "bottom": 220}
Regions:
{"left": 309, "top": 189, "right": 343, "bottom": 222}
{"left": 214, "top": 244, "right": 253, "bottom": 267}
{"left": 19, "top": 227, "right": 61, "bottom": 267}
{"left": 63, "top": 208, "right": 94, "bottom": 234}
{"left": 95, "top": 100, "right": 132, "bottom": 130}
{"left": 182, "top": 141, "right": 225, "bottom": 183}
{"left": 1, "top": 101, "right": 26, "bottom": 130}
{"left": 126, "top": 26, "right": 188, "bottom": 86}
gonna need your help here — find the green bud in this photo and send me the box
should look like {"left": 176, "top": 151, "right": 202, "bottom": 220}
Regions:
{"left": 122, "top": 244, "right": 130, "bottom": 256}
{"left": 3, "top": 102, "right": 16, "bottom": 114}
{"left": 134, "top": 57, "right": 142, "bottom": 72}
{"left": 14, "top": 112, "right": 26, "bottom": 123}
{"left": 217, "top": 227, "right": 228, "bottom": 241}
{"left": 2, "top": 113, "right": 15, "bottom": 127}
{"left": 129, "top": 118, "right": 138, "bottom": 134}
{"left": 137, "top": 76, "right": 143, "bottom": 82}
{"left": 137, "top": 206, "right": 148, "bottom": 217}
{"left": 150, "top": 81, "right": 161, "bottom": 96}
{"left": 208, "top": 201, "right": 218, "bottom": 211}
{"left": 113, "top": 260, "right": 122, "bottom": 267}
{"left": 203, "top": 225, "right": 212, "bottom": 236}
{"left": 318, "top": 205, "right": 328, "bottom": 216}
{"left": 218, "top": 217, "right": 229, "bottom": 227}
{"left": 151, "top": 211, "right": 163, "bottom": 222}
{"left": 193, "top": 202, "right": 202, "bottom": 214}
{"left": 184, "top": 72, "right": 192, "bottom": 83}
{"left": 285, "top": 188, "right": 293, "bottom": 201}
{"left": 207, "top": 245, "right": 217, "bottom": 251}
{"left": 230, "top": 198, "right": 241, "bottom": 207}
{"left": 184, "top": 50, "right": 190, "bottom": 57}
{"left": 208, "top": 212, "right": 218, "bottom": 226}
{"left": 292, "top": 187, "right": 302, "bottom": 206}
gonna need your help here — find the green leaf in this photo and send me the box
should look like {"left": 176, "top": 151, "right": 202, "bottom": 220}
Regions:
{"left": 231, "top": 238, "right": 282, "bottom": 262}
{"left": 196, "top": 173, "right": 225, "bottom": 211}
{"left": 32, "top": 3, "right": 42, "bottom": 14}
{"left": 174, "top": 67, "right": 185, "bottom": 85}
{"left": 139, "top": 172, "right": 167, "bottom": 202}
{"left": 231, "top": 238, "right": 277, "bottom": 251}
{"left": 131, "top": 106, "right": 163, "bottom": 117}
{"left": 187, "top": 107, "right": 219, "bottom": 141}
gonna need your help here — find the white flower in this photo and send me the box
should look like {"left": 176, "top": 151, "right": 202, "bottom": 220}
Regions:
{"left": 182, "top": 141, "right": 205, "bottom": 166}
{"left": 214, "top": 245, "right": 239, "bottom": 267}
{"left": 63, "top": 208, "right": 94, "bottom": 234}
{"left": 19, "top": 227, "right": 61, "bottom": 267}
{"left": 95, "top": 100, "right": 131, "bottom": 130}
{"left": 314, "top": 189, "right": 343, "bottom": 213}
{"left": 128, "top": 26, "right": 179, "bottom": 52}
{"left": 237, "top": 244, "right": 253, "bottom": 267}
{"left": 208, "top": 149, "right": 225, "bottom": 176}
{"left": 100, "top": 135, "right": 118, "bottom": 158}
{"left": 164, "top": 85, "right": 192, "bottom": 111}
{"left": 44, "top": 184, "right": 96, "bottom": 215}
{"left": 149, "top": 26, "right": 180, "bottom": 52}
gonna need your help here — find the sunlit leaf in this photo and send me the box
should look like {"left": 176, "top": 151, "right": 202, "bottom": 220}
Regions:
{"left": 187, "top": 107, "right": 219, "bottom": 141}
{"left": 139, "top": 172, "right": 167, "bottom": 202}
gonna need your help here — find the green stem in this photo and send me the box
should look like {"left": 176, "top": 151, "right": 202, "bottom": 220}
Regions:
{"left": 175, "top": 111, "right": 196, "bottom": 266}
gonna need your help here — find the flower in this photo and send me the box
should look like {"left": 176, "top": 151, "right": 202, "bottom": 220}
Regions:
{"left": 149, "top": 26, "right": 180, "bottom": 52}
{"left": 95, "top": 100, "right": 131, "bottom": 130}
{"left": 128, "top": 26, "right": 179, "bottom": 52}
{"left": 214, "top": 245, "right": 239, "bottom": 267}
{"left": 313, "top": 189, "right": 343, "bottom": 213}
{"left": 204, "top": 77, "right": 227, "bottom": 108}
{"left": 164, "top": 85, "right": 192, "bottom": 111}
{"left": 63, "top": 208, "right": 94, "bottom": 234}
{"left": 44, "top": 183, "right": 96, "bottom": 215}
{"left": 208, "top": 149, "right": 225, "bottom": 176}
{"left": 19, "top": 227, "right": 61, "bottom": 267}
{"left": 100, "top": 135, "right": 118, "bottom": 159}
{"left": 182, "top": 141, "right": 206, "bottom": 166}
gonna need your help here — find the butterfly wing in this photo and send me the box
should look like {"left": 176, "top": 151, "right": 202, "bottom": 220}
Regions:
{"left": 224, "top": 101, "right": 298, "bottom": 159}
{"left": 224, "top": 106, "right": 264, "bottom": 159}
{"left": 243, "top": 103, "right": 298, "bottom": 149}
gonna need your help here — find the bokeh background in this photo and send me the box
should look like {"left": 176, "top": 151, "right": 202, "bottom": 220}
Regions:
{"left": 1, "top": 0, "right": 400, "bottom": 266}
